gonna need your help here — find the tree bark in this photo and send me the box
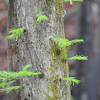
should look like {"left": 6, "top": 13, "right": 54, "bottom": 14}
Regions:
{"left": 7, "top": 0, "right": 13, "bottom": 73}
{"left": 13, "top": 0, "right": 71, "bottom": 100}
{"left": 95, "top": 3, "right": 100, "bottom": 100}
{"left": 7, "top": 0, "right": 16, "bottom": 100}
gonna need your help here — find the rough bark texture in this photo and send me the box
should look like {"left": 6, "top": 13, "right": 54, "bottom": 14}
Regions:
{"left": 7, "top": 0, "right": 13, "bottom": 73}
{"left": 14, "top": 0, "right": 71, "bottom": 100}
{"left": 7, "top": 0, "right": 17, "bottom": 100}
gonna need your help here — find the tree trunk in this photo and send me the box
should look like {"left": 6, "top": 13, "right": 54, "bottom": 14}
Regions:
{"left": 7, "top": 0, "right": 17, "bottom": 100}
{"left": 13, "top": 0, "right": 71, "bottom": 100}
{"left": 95, "top": 3, "right": 100, "bottom": 100}
{"left": 74, "top": 0, "right": 97, "bottom": 100}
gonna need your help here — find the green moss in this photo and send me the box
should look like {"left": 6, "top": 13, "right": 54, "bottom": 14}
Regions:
{"left": 13, "top": 9, "right": 17, "bottom": 16}
{"left": 16, "top": 17, "right": 18, "bottom": 20}
{"left": 13, "top": 9, "right": 18, "bottom": 20}
{"left": 26, "top": 82, "right": 29, "bottom": 85}
{"left": 42, "top": 0, "right": 70, "bottom": 99}
{"left": 24, "top": 97, "right": 28, "bottom": 100}
{"left": 38, "top": 73, "right": 44, "bottom": 78}
{"left": 28, "top": 92, "right": 30, "bottom": 97}
{"left": 55, "top": 48, "right": 61, "bottom": 56}
{"left": 47, "top": 69, "right": 61, "bottom": 99}
{"left": 55, "top": 0, "right": 64, "bottom": 37}
{"left": 12, "top": 12, "right": 16, "bottom": 16}
{"left": 45, "top": 38, "right": 69, "bottom": 99}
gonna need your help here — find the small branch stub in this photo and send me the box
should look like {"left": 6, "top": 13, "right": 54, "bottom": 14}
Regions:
{"left": 70, "top": 0, "right": 73, "bottom": 5}
{"left": 63, "top": 10, "right": 66, "bottom": 18}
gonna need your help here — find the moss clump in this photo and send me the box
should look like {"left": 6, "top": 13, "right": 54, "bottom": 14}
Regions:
{"left": 55, "top": 0, "right": 65, "bottom": 37}
{"left": 28, "top": 92, "right": 30, "bottom": 97}
{"left": 24, "top": 97, "right": 28, "bottom": 100}
{"left": 55, "top": 48, "right": 61, "bottom": 56}
{"left": 38, "top": 73, "right": 44, "bottom": 78}
{"left": 26, "top": 82, "right": 29, "bottom": 85}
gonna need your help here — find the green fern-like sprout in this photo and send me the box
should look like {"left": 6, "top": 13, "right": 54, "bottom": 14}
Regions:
{"left": 0, "top": 86, "right": 23, "bottom": 93}
{"left": 0, "top": 80, "right": 16, "bottom": 88}
{"left": 64, "top": 55, "right": 88, "bottom": 60}
{"left": 0, "top": 64, "right": 42, "bottom": 93}
{"left": 36, "top": 13, "right": 48, "bottom": 22}
{"left": 6, "top": 28, "right": 25, "bottom": 40}
{"left": 0, "top": 64, "right": 42, "bottom": 80}
{"left": 63, "top": 0, "right": 83, "bottom": 2}
{"left": 68, "top": 55, "right": 88, "bottom": 60}
{"left": 0, "top": 70, "right": 42, "bottom": 80}
{"left": 61, "top": 77, "right": 80, "bottom": 86}
{"left": 51, "top": 38, "right": 84, "bottom": 47}
{"left": 23, "top": 64, "right": 31, "bottom": 71}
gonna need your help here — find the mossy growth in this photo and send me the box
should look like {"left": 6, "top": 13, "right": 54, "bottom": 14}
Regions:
{"left": 26, "top": 82, "right": 29, "bottom": 86}
{"left": 41, "top": 0, "right": 70, "bottom": 99}
{"left": 24, "top": 97, "right": 28, "bottom": 100}
{"left": 41, "top": 0, "right": 64, "bottom": 36}
{"left": 28, "top": 92, "right": 30, "bottom": 97}
{"left": 50, "top": 39, "right": 69, "bottom": 76}
{"left": 55, "top": 0, "right": 64, "bottom": 27}
{"left": 45, "top": 30, "right": 69, "bottom": 100}
{"left": 43, "top": 67, "right": 61, "bottom": 100}
{"left": 38, "top": 73, "right": 44, "bottom": 78}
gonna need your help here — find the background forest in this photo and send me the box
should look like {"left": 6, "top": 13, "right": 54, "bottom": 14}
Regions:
{"left": 0, "top": 0, "right": 100, "bottom": 100}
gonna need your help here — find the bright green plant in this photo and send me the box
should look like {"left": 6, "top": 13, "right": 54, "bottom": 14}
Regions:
{"left": 68, "top": 55, "right": 88, "bottom": 60}
{"left": 63, "top": 0, "right": 83, "bottom": 2}
{"left": 36, "top": 13, "right": 48, "bottom": 22}
{"left": 51, "top": 38, "right": 84, "bottom": 47}
{"left": 0, "top": 80, "right": 16, "bottom": 88}
{"left": 0, "top": 64, "right": 42, "bottom": 93}
{"left": 51, "top": 37, "right": 88, "bottom": 86}
{"left": 0, "top": 86, "right": 23, "bottom": 93}
{"left": 6, "top": 28, "right": 25, "bottom": 40}
{"left": 61, "top": 77, "right": 80, "bottom": 86}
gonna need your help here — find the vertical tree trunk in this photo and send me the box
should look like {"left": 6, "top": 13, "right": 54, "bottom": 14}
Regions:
{"left": 7, "top": 0, "right": 13, "bottom": 73}
{"left": 74, "top": 0, "right": 97, "bottom": 100}
{"left": 13, "top": 0, "right": 71, "bottom": 100}
{"left": 7, "top": 0, "right": 16, "bottom": 100}
{"left": 95, "top": 3, "right": 100, "bottom": 100}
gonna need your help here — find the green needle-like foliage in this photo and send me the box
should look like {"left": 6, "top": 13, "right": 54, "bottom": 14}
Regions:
{"left": 51, "top": 38, "right": 84, "bottom": 47}
{"left": 63, "top": 55, "right": 88, "bottom": 61}
{"left": 0, "top": 80, "right": 16, "bottom": 88}
{"left": 11, "top": 44, "right": 16, "bottom": 45}
{"left": 6, "top": 28, "right": 25, "bottom": 39}
{"left": 61, "top": 77, "right": 80, "bottom": 86}
{"left": 0, "top": 86, "right": 23, "bottom": 93}
{"left": 68, "top": 55, "right": 88, "bottom": 60}
{"left": 23, "top": 64, "right": 31, "bottom": 71}
{"left": 0, "top": 70, "right": 42, "bottom": 79}
{"left": 0, "top": 64, "right": 42, "bottom": 80}
{"left": 36, "top": 13, "right": 48, "bottom": 22}
{"left": 63, "top": 0, "right": 83, "bottom": 2}
{"left": 0, "top": 64, "right": 42, "bottom": 93}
